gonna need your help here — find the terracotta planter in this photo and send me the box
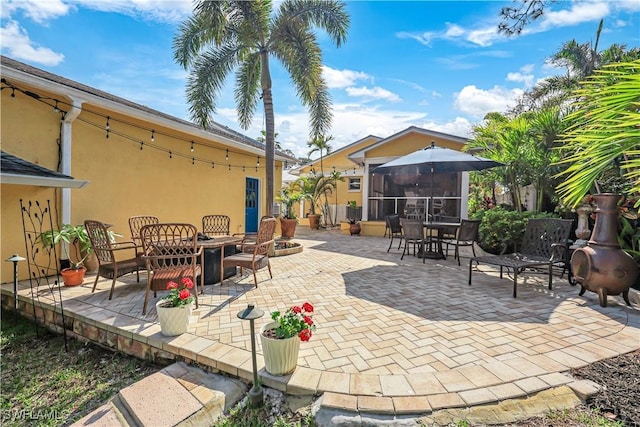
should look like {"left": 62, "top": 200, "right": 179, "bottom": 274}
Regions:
{"left": 60, "top": 267, "right": 86, "bottom": 286}
{"left": 349, "top": 223, "right": 361, "bottom": 236}
{"left": 156, "top": 300, "right": 193, "bottom": 336}
{"left": 307, "top": 214, "right": 321, "bottom": 230}
{"left": 280, "top": 218, "right": 297, "bottom": 238}
{"left": 260, "top": 321, "right": 300, "bottom": 376}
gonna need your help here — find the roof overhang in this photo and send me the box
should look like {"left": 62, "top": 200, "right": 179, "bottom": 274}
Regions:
{"left": 0, "top": 173, "right": 88, "bottom": 188}
{"left": 1, "top": 151, "right": 89, "bottom": 188}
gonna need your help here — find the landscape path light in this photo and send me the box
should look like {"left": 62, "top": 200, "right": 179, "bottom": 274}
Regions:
{"left": 237, "top": 304, "right": 265, "bottom": 406}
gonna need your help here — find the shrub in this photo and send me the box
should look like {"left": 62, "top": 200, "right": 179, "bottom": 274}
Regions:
{"left": 471, "top": 207, "right": 559, "bottom": 254}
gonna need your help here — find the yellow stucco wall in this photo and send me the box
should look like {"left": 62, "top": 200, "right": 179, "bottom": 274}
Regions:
{"left": 1, "top": 81, "right": 282, "bottom": 282}
{"left": 366, "top": 133, "right": 464, "bottom": 158}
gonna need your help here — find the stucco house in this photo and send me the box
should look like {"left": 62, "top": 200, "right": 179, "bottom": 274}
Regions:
{"left": 0, "top": 56, "right": 293, "bottom": 282}
{"left": 291, "top": 127, "right": 470, "bottom": 235}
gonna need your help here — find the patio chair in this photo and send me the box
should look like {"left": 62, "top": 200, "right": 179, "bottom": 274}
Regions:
{"left": 84, "top": 220, "right": 144, "bottom": 300}
{"left": 442, "top": 219, "right": 480, "bottom": 266}
{"left": 221, "top": 217, "right": 277, "bottom": 287}
{"left": 385, "top": 214, "right": 404, "bottom": 252}
{"left": 399, "top": 218, "right": 428, "bottom": 263}
{"left": 234, "top": 215, "right": 273, "bottom": 253}
{"left": 468, "top": 218, "right": 572, "bottom": 298}
{"left": 139, "top": 223, "right": 202, "bottom": 315}
{"left": 128, "top": 215, "right": 159, "bottom": 255}
{"left": 202, "top": 214, "right": 231, "bottom": 237}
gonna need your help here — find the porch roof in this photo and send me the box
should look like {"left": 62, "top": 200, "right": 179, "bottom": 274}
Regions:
{"left": 0, "top": 151, "right": 88, "bottom": 188}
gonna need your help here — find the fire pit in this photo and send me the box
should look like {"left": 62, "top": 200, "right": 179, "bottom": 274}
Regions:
{"left": 571, "top": 194, "right": 639, "bottom": 307}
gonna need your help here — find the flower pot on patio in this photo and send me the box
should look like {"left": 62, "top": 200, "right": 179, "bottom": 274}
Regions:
{"left": 156, "top": 300, "right": 193, "bottom": 336}
{"left": 307, "top": 214, "right": 321, "bottom": 230}
{"left": 60, "top": 267, "right": 86, "bottom": 286}
{"left": 260, "top": 321, "right": 300, "bottom": 376}
{"left": 349, "top": 222, "right": 361, "bottom": 236}
{"left": 280, "top": 218, "right": 297, "bottom": 238}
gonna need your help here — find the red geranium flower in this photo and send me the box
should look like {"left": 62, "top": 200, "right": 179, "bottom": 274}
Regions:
{"left": 166, "top": 281, "right": 178, "bottom": 290}
{"left": 160, "top": 278, "right": 195, "bottom": 308}
{"left": 302, "top": 302, "right": 314, "bottom": 313}
{"left": 181, "top": 277, "right": 194, "bottom": 289}
{"left": 303, "top": 316, "right": 313, "bottom": 326}
{"left": 269, "top": 301, "right": 317, "bottom": 342}
{"left": 299, "top": 329, "right": 312, "bottom": 342}
{"left": 291, "top": 305, "right": 302, "bottom": 314}
{"left": 179, "top": 289, "right": 191, "bottom": 300}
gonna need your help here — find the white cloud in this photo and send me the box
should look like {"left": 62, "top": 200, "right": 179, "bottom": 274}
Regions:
{"left": 539, "top": 2, "right": 610, "bottom": 29}
{"left": 431, "top": 91, "right": 442, "bottom": 98}
{"left": 506, "top": 64, "right": 535, "bottom": 88}
{"left": 322, "top": 66, "right": 371, "bottom": 89}
{"left": 444, "top": 23, "right": 465, "bottom": 37}
{"left": 345, "top": 86, "right": 401, "bottom": 102}
{"left": 420, "top": 117, "right": 472, "bottom": 138}
{"left": 396, "top": 31, "right": 433, "bottom": 47}
{"left": 613, "top": 0, "right": 640, "bottom": 13}
{"left": 466, "top": 27, "right": 499, "bottom": 47}
{"left": 453, "top": 85, "right": 523, "bottom": 118}
{"left": 0, "top": 20, "right": 64, "bottom": 65}
{"left": 3, "top": 0, "right": 71, "bottom": 24}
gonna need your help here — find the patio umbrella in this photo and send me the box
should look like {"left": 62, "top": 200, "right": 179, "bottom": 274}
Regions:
{"left": 373, "top": 142, "right": 503, "bottom": 221}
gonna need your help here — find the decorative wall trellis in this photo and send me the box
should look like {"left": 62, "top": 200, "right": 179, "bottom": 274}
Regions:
{"left": 19, "top": 199, "right": 68, "bottom": 351}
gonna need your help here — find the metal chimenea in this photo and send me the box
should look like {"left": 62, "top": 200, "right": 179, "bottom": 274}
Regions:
{"left": 571, "top": 194, "right": 639, "bottom": 307}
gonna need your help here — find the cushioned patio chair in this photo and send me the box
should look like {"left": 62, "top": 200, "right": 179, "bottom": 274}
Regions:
{"left": 84, "top": 220, "right": 144, "bottom": 300}
{"left": 202, "top": 214, "right": 231, "bottom": 237}
{"left": 442, "top": 219, "right": 480, "bottom": 266}
{"left": 469, "top": 218, "right": 572, "bottom": 298}
{"left": 139, "top": 223, "right": 202, "bottom": 315}
{"left": 221, "top": 217, "right": 277, "bottom": 287}
{"left": 385, "top": 214, "right": 403, "bottom": 252}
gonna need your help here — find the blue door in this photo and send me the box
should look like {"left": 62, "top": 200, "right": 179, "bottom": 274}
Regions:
{"left": 245, "top": 178, "right": 259, "bottom": 233}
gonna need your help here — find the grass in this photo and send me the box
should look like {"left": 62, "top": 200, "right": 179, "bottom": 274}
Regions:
{"left": 0, "top": 310, "right": 161, "bottom": 426}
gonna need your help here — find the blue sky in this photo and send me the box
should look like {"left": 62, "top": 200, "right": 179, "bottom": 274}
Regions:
{"left": 2, "top": 0, "right": 639, "bottom": 158}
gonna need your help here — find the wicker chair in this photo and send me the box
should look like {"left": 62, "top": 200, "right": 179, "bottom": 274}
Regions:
{"left": 84, "top": 220, "right": 144, "bottom": 300}
{"left": 385, "top": 214, "right": 403, "bottom": 252}
{"left": 221, "top": 217, "right": 277, "bottom": 287}
{"left": 469, "top": 218, "right": 572, "bottom": 298}
{"left": 234, "top": 216, "right": 274, "bottom": 253}
{"left": 202, "top": 215, "right": 231, "bottom": 237}
{"left": 139, "top": 223, "right": 202, "bottom": 315}
{"left": 442, "top": 219, "right": 480, "bottom": 266}
{"left": 129, "top": 215, "right": 159, "bottom": 252}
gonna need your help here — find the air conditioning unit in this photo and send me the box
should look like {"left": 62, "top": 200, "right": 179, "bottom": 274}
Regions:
{"left": 273, "top": 202, "right": 281, "bottom": 216}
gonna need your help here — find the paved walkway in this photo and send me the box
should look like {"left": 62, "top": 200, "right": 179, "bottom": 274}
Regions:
{"left": 3, "top": 227, "right": 639, "bottom": 418}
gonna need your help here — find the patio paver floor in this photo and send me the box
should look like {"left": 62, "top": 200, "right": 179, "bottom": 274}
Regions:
{"left": 4, "top": 226, "right": 639, "bottom": 415}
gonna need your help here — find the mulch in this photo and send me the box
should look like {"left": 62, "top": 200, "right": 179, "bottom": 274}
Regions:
{"left": 570, "top": 349, "right": 640, "bottom": 426}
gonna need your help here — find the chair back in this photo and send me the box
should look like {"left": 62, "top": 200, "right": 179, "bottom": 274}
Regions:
{"left": 457, "top": 219, "right": 480, "bottom": 242}
{"left": 84, "top": 220, "right": 115, "bottom": 264}
{"left": 202, "top": 215, "right": 231, "bottom": 236}
{"left": 520, "top": 218, "right": 573, "bottom": 258}
{"left": 386, "top": 215, "right": 402, "bottom": 234}
{"left": 140, "top": 223, "right": 198, "bottom": 268}
{"left": 254, "top": 217, "right": 277, "bottom": 255}
{"left": 129, "top": 215, "right": 159, "bottom": 246}
{"left": 400, "top": 219, "right": 423, "bottom": 240}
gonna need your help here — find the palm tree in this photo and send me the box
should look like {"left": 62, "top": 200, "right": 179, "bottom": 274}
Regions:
{"left": 173, "top": 0, "right": 349, "bottom": 216}
{"left": 307, "top": 134, "right": 333, "bottom": 176}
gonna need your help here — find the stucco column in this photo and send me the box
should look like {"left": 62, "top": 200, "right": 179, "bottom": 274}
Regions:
{"left": 461, "top": 171, "right": 469, "bottom": 220}
{"left": 60, "top": 97, "right": 83, "bottom": 226}
{"left": 362, "top": 163, "right": 369, "bottom": 221}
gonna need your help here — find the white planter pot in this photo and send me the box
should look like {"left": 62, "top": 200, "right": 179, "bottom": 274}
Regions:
{"left": 259, "top": 321, "right": 300, "bottom": 376}
{"left": 156, "top": 300, "right": 193, "bottom": 336}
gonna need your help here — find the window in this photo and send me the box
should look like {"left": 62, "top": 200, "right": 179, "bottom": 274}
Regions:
{"left": 348, "top": 178, "right": 361, "bottom": 191}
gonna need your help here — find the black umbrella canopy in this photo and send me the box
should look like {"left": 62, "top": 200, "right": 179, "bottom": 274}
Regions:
{"left": 373, "top": 142, "right": 503, "bottom": 175}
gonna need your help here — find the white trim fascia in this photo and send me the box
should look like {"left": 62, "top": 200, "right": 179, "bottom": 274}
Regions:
{"left": 0, "top": 66, "right": 290, "bottom": 161}
{"left": 0, "top": 173, "right": 89, "bottom": 188}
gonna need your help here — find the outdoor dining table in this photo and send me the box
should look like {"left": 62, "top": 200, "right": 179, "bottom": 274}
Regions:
{"left": 422, "top": 221, "right": 460, "bottom": 260}
{"left": 196, "top": 236, "right": 242, "bottom": 286}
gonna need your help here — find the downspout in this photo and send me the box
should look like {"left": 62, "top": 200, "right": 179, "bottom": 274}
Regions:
{"left": 60, "top": 97, "right": 83, "bottom": 226}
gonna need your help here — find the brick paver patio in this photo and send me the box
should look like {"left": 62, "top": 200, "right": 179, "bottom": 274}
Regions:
{"left": 3, "top": 226, "right": 639, "bottom": 415}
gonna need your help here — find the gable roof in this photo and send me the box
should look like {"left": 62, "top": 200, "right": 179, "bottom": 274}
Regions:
{"left": 290, "top": 134, "right": 382, "bottom": 175}
{"left": 349, "top": 126, "right": 469, "bottom": 163}
{"left": 1, "top": 151, "right": 88, "bottom": 188}
{"left": 0, "top": 55, "right": 295, "bottom": 161}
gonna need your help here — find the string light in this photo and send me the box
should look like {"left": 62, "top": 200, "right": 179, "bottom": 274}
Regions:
{"left": 257, "top": 156, "right": 260, "bottom": 167}
{"left": 190, "top": 140, "right": 194, "bottom": 152}
{"left": 10, "top": 88, "right": 15, "bottom": 98}
{"left": 53, "top": 100, "right": 59, "bottom": 112}
{"left": 242, "top": 166, "right": 245, "bottom": 172}
{"left": 225, "top": 149, "right": 229, "bottom": 161}
{"left": 105, "top": 116, "right": 110, "bottom": 139}
{"left": 140, "top": 141, "right": 144, "bottom": 150}
{"left": 169, "top": 151, "right": 172, "bottom": 159}
{"left": 211, "top": 162, "right": 215, "bottom": 169}
{"left": 228, "top": 164, "right": 231, "bottom": 171}
{"left": 151, "top": 130, "right": 155, "bottom": 142}
{"left": 192, "top": 157, "right": 195, "bottom": 165}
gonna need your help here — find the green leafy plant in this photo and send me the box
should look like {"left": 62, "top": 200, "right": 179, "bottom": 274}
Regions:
{"left": 38, "top": 224, "right": 92, "bottom": 269}
{"left": 277, "top": 188, "right": 301, "bottom": 220}
{"left": 270, "top": 302, "right": 316, "bottom": 342}
{"left": 159, "top": 278, "right": 195, "bottom": 308}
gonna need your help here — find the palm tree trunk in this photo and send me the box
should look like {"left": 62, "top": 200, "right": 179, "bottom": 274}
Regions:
{"left": 261, "top": 51, "right": 275, "bottom": 217}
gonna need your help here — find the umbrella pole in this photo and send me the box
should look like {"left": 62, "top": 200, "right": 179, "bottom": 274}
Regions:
{"left": 430, "top": 166, "right": 434, "bottom": 223}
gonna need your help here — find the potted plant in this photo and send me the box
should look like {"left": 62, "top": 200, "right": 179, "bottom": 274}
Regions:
{"left": 39, "top": 224, "right": 93, "bottom": 286}
{"left": 155, "top": 278, "right": 196, "bottom": 336}
{"left": 294, "top": 174, "right": 335, "bottom": 230}
{"left": 260, "top": 302, "right": 316, "bottom": 375}
{"left": 277, "top": 188, "right": 300, "bottom": 238}
{"left": 346, "top": 201, "right": 362, "bottom": 235}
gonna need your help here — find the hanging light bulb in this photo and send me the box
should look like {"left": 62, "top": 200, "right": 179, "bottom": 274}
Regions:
{"left": 211, "top": 162, "right": 215, "bottom": 169}
{"left": 225, "top": 149, "right": 229, "bottom": 161}
{"left": 257, "top": 156, "right": 260, "bottom": 167}
{"left": 10, "top": 88, "right": 15, "bottom": 98}
{"left": 151, "top": 130, "right": 155, "bottom": 142}
{"left": 169, "top": 151, "right": 172, "bottom": 159}
{"left": 140, "top": 141, "right": 144, "bottom": 150}
{"left": 243, "top": 166, "right": 245, "bottom": 172}
{"left": 53, "top": 100, "right": 59, "bottom": 112}
{"left": 228, "top": 164, "right": 231, "bottom": 171}
{"left": 190, "top": 141, "right": 194, "bottom": 152}
{"left": 105, "top": 116, "right": 110, "bottom": 139}
{"left": 192, "top": 157, "right": 195, "bottom": 165}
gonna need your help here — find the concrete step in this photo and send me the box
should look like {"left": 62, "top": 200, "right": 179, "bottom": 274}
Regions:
{"left": 72, "top": 362, "right": 248, "bottom": 427}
